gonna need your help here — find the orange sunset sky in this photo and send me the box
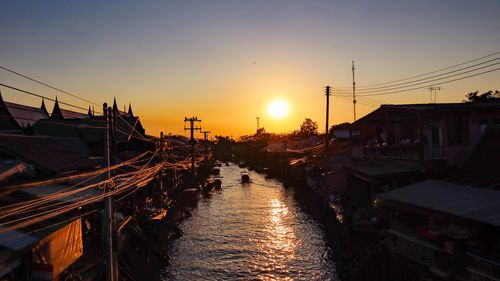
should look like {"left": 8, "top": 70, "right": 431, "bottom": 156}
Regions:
{"left": 0, "top": 1, "right": 499, "bottom": 138}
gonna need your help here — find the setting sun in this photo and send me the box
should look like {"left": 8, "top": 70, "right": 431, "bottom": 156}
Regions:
{"left": 267, "top": 99, "right": 290, "bottom": 119}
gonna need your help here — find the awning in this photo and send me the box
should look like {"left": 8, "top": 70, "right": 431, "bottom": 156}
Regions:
{"left": 379, "top": 180, "right": 500, "bottom": 226}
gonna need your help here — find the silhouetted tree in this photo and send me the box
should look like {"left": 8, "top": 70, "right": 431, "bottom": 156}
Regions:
{"left": 255, "top": 127, "right": 266, "bottom": 136}
{"left": 329, "top": 122, "right": 351, "bottom": 138}
{"left": 215, "top": 135, "right": 234, "bottom": 144}
{"left": 465, "top": 90, "right": 500, "bottom": 103}
{"left": 299, "top": 118, "right": 319, "bottom": 136}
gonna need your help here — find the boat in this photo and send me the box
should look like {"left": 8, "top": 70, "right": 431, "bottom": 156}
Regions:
{"left": 214, "top": 179, "right": 222, "bottom": 189}
{"left": 178, "top": 188, "right": 200, "bottom": 206}
{"left": 241, "top": 171, "right": 251, "bottom": 183}
{"left": 202, "top": 182, "right": 215, "bottom": 196}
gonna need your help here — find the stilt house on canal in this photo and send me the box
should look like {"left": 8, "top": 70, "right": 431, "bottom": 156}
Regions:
{"left": 329, "top": 101, "right": 500, "bottom": 281}
{"left": 0, "top": 94, "right": 171, "bottom": 280}
{"left": 343, "top": 102, "right": 500, "bottom": 213}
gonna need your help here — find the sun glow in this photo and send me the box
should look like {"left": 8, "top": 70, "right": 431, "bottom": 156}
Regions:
{"left": 267, "top": 99, "right": 290, "bottom": 119}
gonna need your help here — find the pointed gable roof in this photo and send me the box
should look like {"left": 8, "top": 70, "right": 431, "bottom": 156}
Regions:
{"left": 111, "top": 97, "right": 128, "bottom": 117}
{"left": 112, "top": 97, "right": 118, "bottom": 115}
{"left": 50, "top": 96, "right": 90, "bottom": 119}
{"left": 128, "top": 103, "right": 134, "bottom": 117}
{"left": 0, "top": 92, "right": 49, "bottom": 129}
{"left": 40, "top": 98, "right": 49, "bottom": 116}
{"left": 51, "top": 97, "right": 63, "bottom": 119}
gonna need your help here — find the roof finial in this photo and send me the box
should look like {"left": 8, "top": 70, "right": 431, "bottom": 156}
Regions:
{"left": 128, "top": 102, "right": 134, "bottom": 117}
{"left": 51, "top": 96, "right": 63, "bottom": 119}
{"left": 113, "top": 97, "right": 118, "bottom": 114}
{"left": 40, "top": 97, "right": 49, "bottom": 116}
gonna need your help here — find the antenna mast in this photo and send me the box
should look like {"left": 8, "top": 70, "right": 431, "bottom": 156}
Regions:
{"left": 352, "top": 60, "right": 357, "bottom": 122}
{"left": 427, "top": 87, "right": 441, "bottom": 103}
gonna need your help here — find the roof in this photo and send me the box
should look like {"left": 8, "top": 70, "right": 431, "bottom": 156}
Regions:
{"left": 0, "top": 134, "right": 97, "bottom": 173}
{"left": 379, "top": 179, "right": 500, "bottom": 226}
{"left": 4, "top": 101, "right": 49, "bottom": 127}
{"left": 32, "top": 115, "right": 145, "bottom": 144}
{"left": 19, "top": 184, "right": 100, "bottom": 203}
{"left": 50, "top": 98, "right": 90, "bottom": 119}
{"left": 353, "top": 102, "right": 500, "bottom": 126}
{"left": 59, "top": 108, "right": 89, "bottom": 119}
{"left": 0, "top": 227, "right": 37, "bottom": 251}
{"left": 349, "top": 159, "right": 423, "bottom": 177}
{"left": 381, "top": 102, "right": 500, "bottom": 111}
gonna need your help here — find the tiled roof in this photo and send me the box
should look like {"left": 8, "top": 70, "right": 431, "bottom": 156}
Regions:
{"left": 59, "top": 108, "right": 90, "bottom": 119}
{"left": 4, "top": 102, "right": 49, "bottom": 127}
{"left": 0, "top": 134, "right": 97, "bottom": 173}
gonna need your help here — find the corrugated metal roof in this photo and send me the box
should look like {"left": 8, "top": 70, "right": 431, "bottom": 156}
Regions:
{"left": 379, "top": 179, "right": 500, "bottom": 226}
{"left": 352, "top": 102, "right": 500, "bottom": 126}
{"left": 381, "top": 102, "right": 500, "bottom": 111}
{"left": 0, "top": 227, "right": 37, "bottom": 251}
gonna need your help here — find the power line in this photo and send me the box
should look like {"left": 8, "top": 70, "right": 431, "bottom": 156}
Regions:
{"left": 0, "top": 82, "right": 99, "bottom": 113}
{"left": 338, "top": 50, "right": 500, "bottom": 89}
{"left": 0, "top": 65, "right": 99, "bottom": 106}
{"left": 347, "top": 66, "right": 500, "bottom": 97}
{"left": 349, "top": 58, "right": 500, "bottom": 93}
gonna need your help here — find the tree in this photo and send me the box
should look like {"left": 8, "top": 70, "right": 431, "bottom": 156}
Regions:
{"left": 215, "top": 135, "right": 234, "bottom": 144}
{"left": 299, "top": 118, "right": 319, "bottom": 136}
{"left": 465, "top": 90, "right": 500, "bottom": 103}
{"left": 329, "top": 122, "right": 351, "bottom": 139}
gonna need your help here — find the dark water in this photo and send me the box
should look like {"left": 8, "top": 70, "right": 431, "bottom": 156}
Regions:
{"left": 162, "top": 164, "right": 338, "bottom": 281}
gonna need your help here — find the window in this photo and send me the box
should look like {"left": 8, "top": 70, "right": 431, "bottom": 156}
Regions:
{"left": 447, "top": 119, "right": 469, "bottom": 146}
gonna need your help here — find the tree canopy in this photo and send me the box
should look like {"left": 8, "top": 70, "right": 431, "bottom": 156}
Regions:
{"left": 299, "top": 118, "right": 319, "bottom": 136}
{"left": 465, "top": 90, "right": 500, "bottom": 103}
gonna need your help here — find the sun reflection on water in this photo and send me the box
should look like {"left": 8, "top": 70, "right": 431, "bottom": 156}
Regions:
{"left": 164, "top": 164, "right": 337, "bottom": 281}
{"left": 255, "top": 198, "right": 298, "bottom": 280}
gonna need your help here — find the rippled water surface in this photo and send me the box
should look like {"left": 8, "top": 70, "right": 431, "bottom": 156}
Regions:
{"left": 163, "top": 164, "right": 337, "bottom": 280}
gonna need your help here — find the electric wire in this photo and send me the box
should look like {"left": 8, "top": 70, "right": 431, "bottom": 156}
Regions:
{"left": 0, "top": 83, "right": 96, "bottom": 113}
{"left": 338, "top": 50, "right": 500, "bottom": 89}
{"left": 345, "top": 66, "right": 500, "bottom": 97}
{"left": 0, "top": 65, "right": 99, "bottom": 106}
{"left": 342, "top": 60, "right": 500, "bottom": 94}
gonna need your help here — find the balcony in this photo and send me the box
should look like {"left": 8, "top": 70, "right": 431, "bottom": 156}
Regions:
{"left": 466, "top": 252, "right": 500, "bottom": 281}
{"left": 362, "top": 144, "right": 445, "bottom": 161}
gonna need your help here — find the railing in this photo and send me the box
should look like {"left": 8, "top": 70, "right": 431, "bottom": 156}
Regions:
{"left": 466, "top": 252, "right": 500, "bottom": 281}
{"left": 361, "top": 144, "right": 446, "bottom": 161}
{"left": 423, "top": 145, "right": 444, "bottom": 160}
{"left": 364, "top": 144, "right": 420, "bottom": 160}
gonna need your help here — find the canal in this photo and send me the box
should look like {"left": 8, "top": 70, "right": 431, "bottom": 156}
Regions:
{"left": 162, "top": 163, "right": 338, "bottom": 280}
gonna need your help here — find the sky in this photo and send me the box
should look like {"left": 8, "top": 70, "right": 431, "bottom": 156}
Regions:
{"left": 0, "top": 0, "right": 499, "bottom": 137}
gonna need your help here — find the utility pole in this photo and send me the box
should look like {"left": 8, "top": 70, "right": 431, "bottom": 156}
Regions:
{"left": 184, "top": 117, "right": 202, "bottom": 177}
{"left": 324, "top": 86, "right": 332, "bottom": 202}
{"left": 201, "top": 130, "right": 211, "bottom": 141}
{"left": 159, "top": 131, "right": 165, "bottom": 192}
{"left": 256, "top": 117, "right": 260, "bottom": 133}
{"left": 103, "top": 103, "right": 117, "bottom": 281}
{"left": 325, "top": 85, "right": 331, "bottom": 164}
{"left": 427, "top": 87, "right": 441, "bottom": 103}
{"left": 352, "top": 61, "right": 357, "bottom": 122}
